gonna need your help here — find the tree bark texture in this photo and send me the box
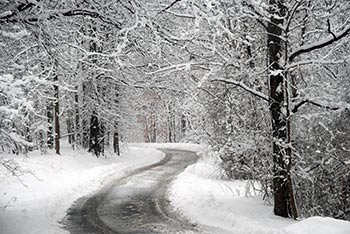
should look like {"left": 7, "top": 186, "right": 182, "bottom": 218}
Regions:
{"left": 47, "top": 95, "right": 54, "bottom": 149}
{"left": 267, "top": 0, "right": 295, "bottom": 218}
{"left": 113, "top": 126, "right": 120, "bottom": 156}
{"left": 89, "top": 111, "right": 100, "bottom": 157}
{"left": 54, "top": 75, "right": 60, "bottom": 155}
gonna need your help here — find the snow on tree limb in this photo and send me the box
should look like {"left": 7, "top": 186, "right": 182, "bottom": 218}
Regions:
{"left": 0, "top": 3, "right": 122, "bottom": 29}
{"left": 286, "top": 58, "right": 348, "bottom": 70}
{"left": 158, "top": 0, "right": 183, "bottom": 14}
{"left": 212, "top": 78, "right": 269, "bottom": 102}
{"left": 289, "top": 24, "right": 350, "bottom": 62}
{"left": 292, "top": 99, "right": 350, "bottom": 113}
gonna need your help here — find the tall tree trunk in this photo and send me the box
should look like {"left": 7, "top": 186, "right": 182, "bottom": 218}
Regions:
{"left": 100, "top": 121, "right": 105, "bottom": 156}
{"left": 53, "top": 75, "right": 60, "bottom": 155}
{"left": 144, "top": 116, "right": 150, "bottom": 143}
{"left": 74, "top": 86, "right": 80, "bottom": 149}
{"left": 168, "top": 111, "right": 172, "bottom": 143}
{"left": 67, "top": 110, "right": 74, "bottom": 145}
{"left": 47, "top": 96, "right": 54, "bottom": 149}
{"left": 89, "top": 111, "right": 100, "bottom": 157}
{"left": 113, "top": 84, "right": 120, "bottom": 155}
{"left": 180, "top": 113, "right": 186, "bottom": 140}
{"left": 267, "top": 0, "right": 296, "bottom": 218}
{"left": 113, "top": 122, "right": 120, "bottom": 156}
{"left": 151, "top": 115, "right": 157, "bottom": 143}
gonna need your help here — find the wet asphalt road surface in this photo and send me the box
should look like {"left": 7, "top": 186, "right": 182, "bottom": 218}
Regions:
{"left": 63, "top": 149, "right": 202, "bottom": 234}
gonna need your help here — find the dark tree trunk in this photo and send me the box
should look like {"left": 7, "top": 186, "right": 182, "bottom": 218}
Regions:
{"left": 113, "top": 123, "right": 120, "bottom": 156}
{"left": 168, "top": 104, "right": 177, "bottom": 143}
{"left": 74, "top": 87, "right": 80, "bottom": 149}
{"left": 81, "top": 82, "right": 89, "bottom": 149}
{"left": 181, "top": 114, "right": 186, "bottom": 139}
{"left": 47, "top": 97, "right": 54, "bottom": 149}
{"left": 100, "top": 121, "right": 105, "bottom": 156}
{"left": 144, "top": 116, "right": 150, "bottom": 143}
{"left": 267, "top": 0, "right": 296, "bottom": 218}
{"left": 113, "top": 84, "right": 120, "bottom": 155}
{"left": 67, "top": 113, "right": 73, "bottom": 145}
{"left": 168, "top": 105, "right": 172, "bottom": 142}
{"left": 89, "top": 111, "right": 100, "bottom": 157}
{"left": 151, "top": 116, "right": 157, "bottom": 143}
{"left": 53, "top": 75, "right": 60, "bottom": 155}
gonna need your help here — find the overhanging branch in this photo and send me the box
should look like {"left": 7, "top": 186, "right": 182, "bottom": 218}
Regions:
{"left": 212, "top": 78, "right": 269, "bottom": 102}
{"left": 289, "top": 24, "right": 350, "bottom": 62}
{"left": 292, "top": 99, "right": 340, "bottom": 113}
{"left": 1, "top": 4, "right": 121, "bottom": 29}
{"left": 158, "top": 0, "right": 182, "bottom": 14}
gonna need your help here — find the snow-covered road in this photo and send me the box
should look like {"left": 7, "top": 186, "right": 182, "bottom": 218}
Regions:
{"left": 0, "top": 146, "right": 165, "bottom": 234}
{"left": 64, "top": 149, "right": 201, "bottom": 234}
{"left": 1, "top": 144, "right": 349, "bottom": 234}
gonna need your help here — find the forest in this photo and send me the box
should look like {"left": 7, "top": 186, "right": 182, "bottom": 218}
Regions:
{"left": 1, "top": 0, "right": 350, "bottom": 223}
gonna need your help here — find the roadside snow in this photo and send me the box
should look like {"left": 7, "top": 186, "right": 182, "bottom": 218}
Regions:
{"left": 2, "top": 142, "right": 348, "bottom": 234}
{"left": 0, "top": 144, "right": 165, "bottom": 234}
{"left": 169, "top": 153, "right": 350, "bottom": 234}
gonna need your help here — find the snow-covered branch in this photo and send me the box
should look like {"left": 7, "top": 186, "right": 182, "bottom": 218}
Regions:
{"left": 286, "top": 58, "right": 348, "bottom": 70}
{"left": 291, "top": 99, "right": 349, "bottom": 113}
{"left": 1, "top": 3, "right": 122, "bottom": 29}
{"left": 212, "top": 78, "right": 269, "bottom": 102}
{"left": 289, "top": 24, "right": 350, "bottom": 62}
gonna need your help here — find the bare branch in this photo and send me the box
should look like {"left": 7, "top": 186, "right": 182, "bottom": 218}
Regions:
{"left": 158, "top": 0, "right": 182, "bottom": 15}
{"left": 292, "top": 99, "right": 340, "bottom": 113}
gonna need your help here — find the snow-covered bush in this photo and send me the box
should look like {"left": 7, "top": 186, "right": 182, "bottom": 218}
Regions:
{"left": 0, "top": 74, "right": 35, "bottom": 153}
{"left": 295, "top": 109, "right": 350, "bottom": 220}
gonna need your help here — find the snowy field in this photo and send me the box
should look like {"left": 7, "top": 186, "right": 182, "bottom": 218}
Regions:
{"left": 169, "top": 150, "right": 350, "bottom": 234}
{"left": 0, "top": 144, "right": 165, "bottom": 234}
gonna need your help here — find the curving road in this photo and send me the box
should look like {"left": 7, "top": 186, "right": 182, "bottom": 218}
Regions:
{"left": 64, "top": 149, "right": 203, "bottom": 234}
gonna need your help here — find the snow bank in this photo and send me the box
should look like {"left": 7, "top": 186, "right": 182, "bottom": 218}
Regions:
{"left": 0, "top": 144, "right": 165, "bottom": 234}
{"left": 281, "top": 216, "right": 350, "bottom": 234}
{"left": 169, "top": 155, "right": 350, "bottom": 234}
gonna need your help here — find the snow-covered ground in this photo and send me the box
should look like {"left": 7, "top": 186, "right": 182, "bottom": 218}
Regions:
{"left": 0, "top": 143, "right": 165, "bottom": 234}
{"left": 1, "top": 142, "right": 349, "bottom": 234}
{"left": 169, "top": 150, "right": 350, "bottom": 234}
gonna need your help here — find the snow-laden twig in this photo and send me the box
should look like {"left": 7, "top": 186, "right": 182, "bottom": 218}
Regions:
{"left": 1, "top": 159, "right": 28, "bottom": 188}
{"left": 1, "top": 158, "right": 43, "bottom": 188}
{"left": 2, "top": 196, "right": 17, "bottom": 209}
{"left": 289, "top": 24, "right": 350, "bottom": 62}
{"left": 291, "top": 99, "right": 349, "bottom": 113}
{"left": 212, "top": 78, "right": 269, "bottom": 102}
